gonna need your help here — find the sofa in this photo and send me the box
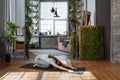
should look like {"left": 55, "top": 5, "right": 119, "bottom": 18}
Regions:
{"left": 57, "top": 36, "right": 70, "bottom": 53}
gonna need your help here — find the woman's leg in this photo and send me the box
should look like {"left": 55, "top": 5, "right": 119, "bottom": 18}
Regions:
{"left": 34, "top": 55, "right": 50, "bottom": 68}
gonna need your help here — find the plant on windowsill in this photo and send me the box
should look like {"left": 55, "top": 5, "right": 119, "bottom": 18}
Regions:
{"left": 2, "top": 22, "right": 18, "bottom": 62}
{"left": 48, "top": 30, "right": 51, "bottom": 35}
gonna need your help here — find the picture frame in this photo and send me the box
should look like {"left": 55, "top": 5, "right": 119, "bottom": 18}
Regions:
{"left": 16, "top": 28, "right": 23, "bottom": 36}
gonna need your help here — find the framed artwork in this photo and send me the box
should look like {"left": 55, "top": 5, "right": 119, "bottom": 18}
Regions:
{"left": 16, "top": 28, "right": 23, "bottom": 36}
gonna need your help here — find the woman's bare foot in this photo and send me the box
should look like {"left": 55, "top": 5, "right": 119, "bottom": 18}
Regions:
{"left": 67, "top": 69, "right": 74, "bottom": 72}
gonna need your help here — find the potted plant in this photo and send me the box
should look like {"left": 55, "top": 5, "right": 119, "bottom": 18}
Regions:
{"left": 2, "top": 22, "right": 18, "bottom": 62}
{"left": 4, "top": 34, "right": 16, "bottom": 62}
{"left": 48, "top": 30, "right": 51, "bottom": 35}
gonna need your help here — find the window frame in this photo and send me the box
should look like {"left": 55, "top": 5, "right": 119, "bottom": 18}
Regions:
{"left": 39, "top": 1, "right": 69, "bottom": 36}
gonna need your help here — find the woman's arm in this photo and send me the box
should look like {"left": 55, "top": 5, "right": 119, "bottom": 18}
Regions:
{"left": 51, "top": 63, "right": 68, "bottom": 71}
{"left": 48, "top": 54, "right": 60, "bottom": 62}
{"left": 61, "top": 63, "right": 77, "bottom": 69}
{"left": 51, "top": 63, "right": 74, "bottom": 72}
{"left": 48, "top": 54, "right": 76, "bottom": 69}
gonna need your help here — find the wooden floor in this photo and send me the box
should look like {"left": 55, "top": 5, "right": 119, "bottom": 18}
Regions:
{"left": 0, "top": 59, "right": 120, "bottom": 80}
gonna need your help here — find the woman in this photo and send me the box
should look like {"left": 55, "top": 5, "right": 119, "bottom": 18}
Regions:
{"left": 33, "top": 54, "right": 76, "bottom": 72}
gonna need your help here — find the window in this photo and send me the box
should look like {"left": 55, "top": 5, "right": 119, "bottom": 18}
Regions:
{"left": 40, "top": 1, "right": 68, "bottom": 35}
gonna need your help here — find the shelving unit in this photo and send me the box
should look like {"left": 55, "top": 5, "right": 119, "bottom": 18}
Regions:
{"left": 30, "top": 0, "right": 40, "bottom": 36}
{"left": 76, "top": 0, "right": 83, "bottom": 23}
{"left": 29, "top": 0, "right": 40, "bottom": 49}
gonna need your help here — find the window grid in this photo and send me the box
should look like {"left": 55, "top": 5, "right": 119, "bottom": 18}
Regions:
{"left": 40, "top": 1, "right": 68, "bottom": 35}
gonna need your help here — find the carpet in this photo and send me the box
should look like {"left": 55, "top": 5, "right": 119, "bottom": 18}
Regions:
{"left": 20, "top": 63, "right": 86, "bottom": 74}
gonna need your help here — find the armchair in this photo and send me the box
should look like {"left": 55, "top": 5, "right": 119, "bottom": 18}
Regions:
{"left": 57, "top": 36, "right": 70, "bottom": 53}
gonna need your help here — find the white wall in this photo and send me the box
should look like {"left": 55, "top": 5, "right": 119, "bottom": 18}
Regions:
{"left": 14, "top": 0, "right": 25, "bottom": 41}
{"left": 15, "top": 0, "right": 25, "bottom": 27}
{"left": 10, "top": 0, "right": 25, "bottom": 26}
{"left": 87, "top": 0, "right": 95, "bottom": 25}
{"left": 10, "top": 0, "right": 15, "bottom": 23}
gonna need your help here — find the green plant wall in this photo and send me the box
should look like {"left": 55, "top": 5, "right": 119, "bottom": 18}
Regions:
{"left": 25, "top": 0, "right": 32, "bottom": 59}
{"left": 69, "top": 0, "right": 77, "bottom": 58}
{"left": 81, "top": 27, "right": 103, "bottom": 59}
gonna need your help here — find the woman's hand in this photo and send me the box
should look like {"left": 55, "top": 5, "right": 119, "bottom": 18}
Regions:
{"left": 70, "top": 66, "right": 77, "bottom": 69}
{"left": 67, "top": 69, "right": 74, "bottom": 72}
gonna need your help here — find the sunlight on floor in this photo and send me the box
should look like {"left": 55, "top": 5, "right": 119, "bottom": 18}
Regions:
{"left": 81, "top": 71, "right": 97, "bottom": 80}
{"left": 41, "top": 71, "right": 98, "bottom": 80}
{"left": 0, "top": 70, "right": 97, "bottom": 80}
{"left": 0, "top": 72, "right": 39, "bottom": 80}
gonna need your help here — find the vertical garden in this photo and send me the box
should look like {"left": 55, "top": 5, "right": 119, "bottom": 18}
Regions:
{"left": 25, "top": 0, "right": 32, "bottom": 59}
{"left": 69, "top": 0, "right": 77, "bottom": 58}
{"left": 81, "top": 27, "right": 104, "bottom": 59}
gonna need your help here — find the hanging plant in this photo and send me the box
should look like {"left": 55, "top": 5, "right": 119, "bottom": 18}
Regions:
{"left": 25, "top": 0, "right": 32, "bottom": 59}
{"left": 69, "top": 0, "right": 77, "bottom": 58}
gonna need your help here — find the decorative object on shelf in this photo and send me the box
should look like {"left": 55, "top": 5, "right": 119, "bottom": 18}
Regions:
{"left": 16, "top": 28, "right": 23, "bottom": 36}
{"left": 76, "top": 0, "right": 83, "bottom": 23}
{"left": 33, "top": 26, "right": 38, "bottom": 30}
{"left": 30, "top": 0, "right": 39, "bottom": 35}
{"left": 30, "top": 41, "right": 39, "bottom": 49}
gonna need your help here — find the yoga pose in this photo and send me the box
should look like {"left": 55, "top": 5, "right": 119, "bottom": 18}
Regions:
{"left": 33, "top": 54, "right": 76, "bottom": 72}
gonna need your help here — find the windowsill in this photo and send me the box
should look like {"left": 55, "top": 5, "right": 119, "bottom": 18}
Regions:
{"left": 39, "top": 35, "right": 67, "bottom": 37}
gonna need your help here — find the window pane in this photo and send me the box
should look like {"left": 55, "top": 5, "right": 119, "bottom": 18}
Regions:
{"left": 55, "top": 21, "right": 67, "bottom": 35}
{"left": 40, "top": 1, "right": 68, "bottom": 35}
{"left": 54, "top": 2, "right": 68, "bottom": 19}
{"left": 41, "top": 2, "right": 54, "bottom": 19}
{"left": 40, "top": 20, "right": 53, "bottom": 35}
{"left": 41, "top": 2, "right": 68, "bottom": 19}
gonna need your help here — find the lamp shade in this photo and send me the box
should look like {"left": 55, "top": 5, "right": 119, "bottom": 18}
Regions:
{"left": 54, "top": 8, "right": 60, "bottom": 17}
{"left": 51, "top": 7, "right": 55, "bottom": 13}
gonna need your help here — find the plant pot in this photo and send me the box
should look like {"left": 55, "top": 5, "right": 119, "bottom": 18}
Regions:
{"left": 49, "top": 32, "right": 51, "bottom": 35}
{"left": 5, "top": 54, "right": 11, "bottom": 63}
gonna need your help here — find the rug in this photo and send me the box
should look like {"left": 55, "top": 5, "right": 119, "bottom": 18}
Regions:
{"left": 20, "top": 63, "right": 86, "bottom": 74}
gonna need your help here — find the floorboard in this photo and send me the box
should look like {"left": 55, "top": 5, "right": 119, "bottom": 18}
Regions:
{"left": 0, "top": 59, "right": 120, "bottom": 80}
{"left": 0, "top": 49, "right": 120, "bottom": 80}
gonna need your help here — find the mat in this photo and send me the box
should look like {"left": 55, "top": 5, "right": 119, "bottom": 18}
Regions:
{"left": 20, "top": 63, "right": 86, "bottom": 74}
